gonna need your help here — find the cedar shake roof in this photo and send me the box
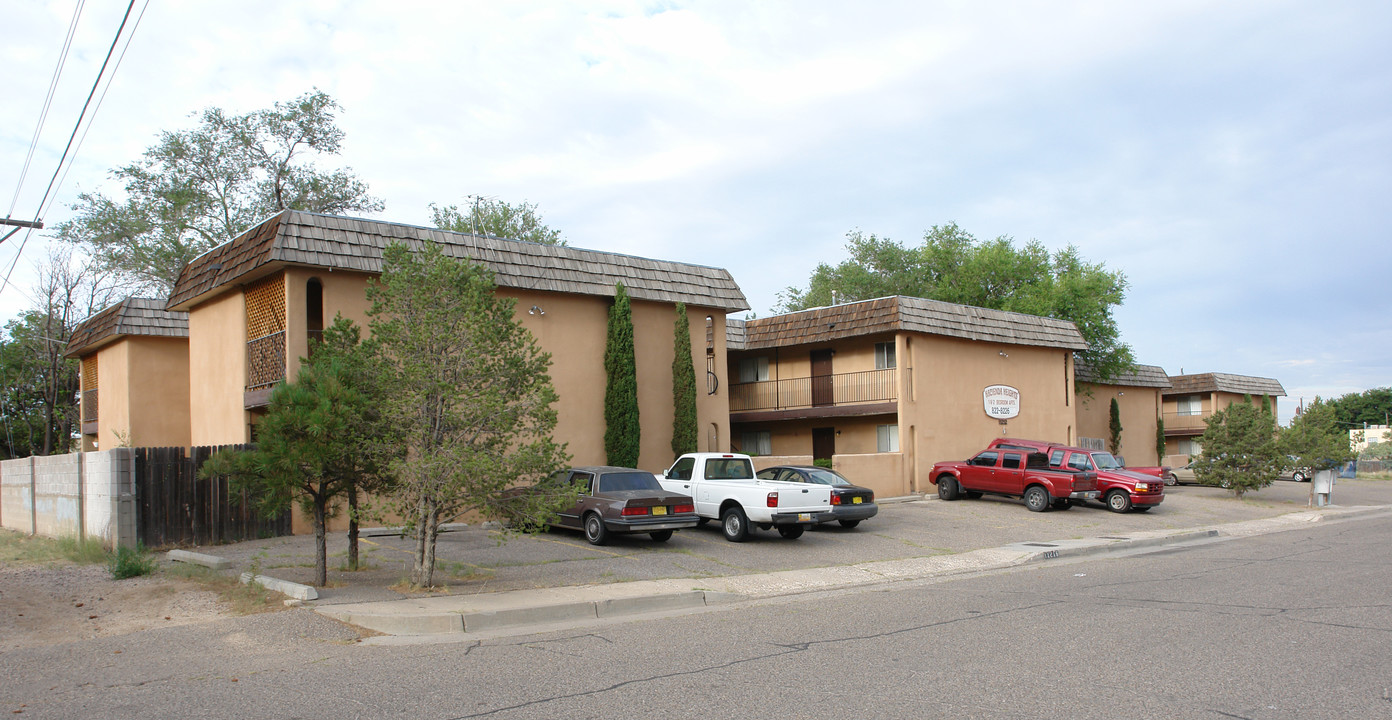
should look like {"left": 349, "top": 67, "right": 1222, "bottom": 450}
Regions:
{"left": 1163, "top": 372, "right": 1286, "bottom": 398}
{"left": 1075, "top": 360, "right": 1172, "bottom": 388}
{"left": 65, "top": 297, "right": 189, "bottom": 358}
{"left": 167, "top": 210, "right": 750, "bottom": 312}
{"left": 727, "top": 296, "right": 1088, "bottom": 351}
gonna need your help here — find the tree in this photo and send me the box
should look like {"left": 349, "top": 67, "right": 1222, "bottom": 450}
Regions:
{"left": 777, "top": 223, "right": 1134, "bottom": 380}
{"left": 199, "top": 317, "right": 395, "bottom": 586}
{"left": 369, "top": 242, "right": 569, "bottom": 588}
{"left": 671, "top": 303, "right": 698, "bottom": 459}
{"left": 1325, "top": 387, "right": 1392, "bottom": 429}
{"left": 1108, "top": 398, "right": 1123, "bottom": 456}
{"left": 0, "top": 247, "right": 122, "bottom": 458}
{"left": 1155, "top": 417, "right": 1167, "bottom": 465}
{"left": 604, "top": 282, "right": 640, "bottom": 467}
{"left": 429, "top": 197, "right": 564, "bottom": 245}
{"left": 56, "top": 89, "right": 382, "bottom": 293}
{"left": 1193, "top": 397, "right": 1282, "bottom": 497}
{"left": 1279, "top": 398, "right": 1354, "bottom": 474}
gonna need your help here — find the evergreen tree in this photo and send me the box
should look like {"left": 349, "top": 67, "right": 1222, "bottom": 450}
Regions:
{"left": 605, "top": 283, "right": 641, "bottom": 467}
{"left": 671, "top": 303, "right": 698, "bottom": 458}
{"left": 1194, "top": 396, "right": 1282, "bottom": 497}
{"left": 1279, "top": 397, "right": 1354, "bottom": 472}
{"left": 1108, "top": 397, "right": 1123, "bottom": 456}
{"left": 1156, "top": 417, "right": 1167, "bottom": 465}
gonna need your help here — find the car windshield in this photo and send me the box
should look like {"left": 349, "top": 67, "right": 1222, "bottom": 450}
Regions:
{"left": 596, "top": 472, "right": 661, "bottom": 492}
{"left": 1090, "top": 452, "right": 1123, "bottom": 470}
{"left": 803, "top": 469, "right": 851, "bottom": 486}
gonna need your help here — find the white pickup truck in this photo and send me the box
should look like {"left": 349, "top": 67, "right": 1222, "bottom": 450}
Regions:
{"left": 659, "top": 453, "right": 832, "bottom": 542}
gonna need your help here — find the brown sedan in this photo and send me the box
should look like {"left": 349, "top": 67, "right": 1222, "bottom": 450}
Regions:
{"left": 538, "top": 466, "right": 699, "bottom": 545}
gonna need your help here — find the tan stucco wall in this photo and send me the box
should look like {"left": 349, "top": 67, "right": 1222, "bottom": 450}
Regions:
{"left": 189, "top": 291, "right": 250, "bottom": 445}
{"left": 284, "top": 268, "right": 375, "bottom": 380}
{"left": 124, "top": 337, "right": 191, "bottom": 448}
{"left": 1075, "top": 385, "right": 1162, "bottom": 465}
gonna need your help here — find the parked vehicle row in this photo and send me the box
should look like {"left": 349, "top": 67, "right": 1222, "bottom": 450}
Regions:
{"left": 513, "top": 453, "right": 880, "bottom": 545}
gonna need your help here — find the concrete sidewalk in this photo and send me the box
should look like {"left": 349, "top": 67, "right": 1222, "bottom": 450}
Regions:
{"left": 312, "top": 505, "right": 1388, "bottom": 640}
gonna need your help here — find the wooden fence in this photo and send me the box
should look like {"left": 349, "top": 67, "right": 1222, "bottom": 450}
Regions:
{"left": 135, "top": 445, "right": 291, "bottom": 547}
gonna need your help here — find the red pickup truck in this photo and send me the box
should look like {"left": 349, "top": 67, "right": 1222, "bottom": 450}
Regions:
{"left": 989, "top": 438, "right": 1165, "bottom": 513}
{"left": 930, "top": 448, "right": 1100, "bottom": 512}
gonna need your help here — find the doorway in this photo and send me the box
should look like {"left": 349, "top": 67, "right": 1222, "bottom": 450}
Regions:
{"left": 811, "top": 350, "right": 833, "bottom": 406}
{"left": 813, "top": 427, "right": 836, "bottom": 462}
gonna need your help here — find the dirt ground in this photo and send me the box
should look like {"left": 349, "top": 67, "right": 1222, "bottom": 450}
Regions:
{"left": 0, "top": 562, "right": 237, "bottom": 652}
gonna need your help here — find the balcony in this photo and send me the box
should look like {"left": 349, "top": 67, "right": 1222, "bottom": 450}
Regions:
{"left": 1163, "top": 412, "right": 1210, "bottom": 435}
{"left": 81, "top": 389, "right": 98, "bottom": 435}
{"left": 245, "top": 331, "right": 286, "bottom": 408}
{"left": 730, "top": 368, "right": 897, "bottom": 422}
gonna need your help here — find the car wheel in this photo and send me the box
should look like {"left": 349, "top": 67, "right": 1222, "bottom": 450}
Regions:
{"left": 1051, "top": 499, "right": 1072, "bottom": 510}
{"left": 965, "top": 490, "right": 983, "bottom": 499}
{"left": 583, "top": 513, "right": 610, "bottom": 545}
{"left": 1292, "top": 471, "right": 1307, "bottom": 483}
{"left": 648, "top": 529, "right": 674, "bottom": 542}
{"left": 721, "top": 506, "right": 750, "bottom": 542}
{"left": 1163, "top": 473, "right": 1177, "bottom": 487}
{"left": 1106, "top": 490, "right": 1132, "bottom": 513}
{"left": 938, "top": 476, "right": 960, "bottom": 501}
{"left": 1024, "top": 486, "right": 1050, "bottom": 512}
{"left": 776, "top": 525, "right": 805, "bottom": 539}
{"left": 838, "top": 520, "right": 860, "bottom": 529}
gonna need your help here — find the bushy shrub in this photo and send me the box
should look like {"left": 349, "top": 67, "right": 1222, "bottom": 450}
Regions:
{"left": 107, "top": 544, "right": 158, "bottom": 580}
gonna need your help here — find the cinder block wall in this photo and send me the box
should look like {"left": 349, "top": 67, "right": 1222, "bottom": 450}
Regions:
{"left": 0, "top": 450, "right": 137, "bottom": 548}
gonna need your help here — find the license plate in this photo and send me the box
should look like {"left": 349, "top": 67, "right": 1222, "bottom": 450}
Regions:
{"left": 797, "top": 513, "right": 812, "bottom": 522}
{"left": 852, "top": 497, "right": 862, "bottom": 504}
{"left": 652, "top": 506, "right": 667, "bottom": 516}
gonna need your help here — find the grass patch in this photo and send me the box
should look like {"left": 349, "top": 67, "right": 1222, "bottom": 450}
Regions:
{"left": 1357, "top": 471, "right": 1391, "bottom": 481}
{"left": 107, "top": 543, "right": 158, "bottom": 579}
{"left": 0, "top": 529, "right": 114, "bottom": 566}
{"left": 164, "top": 563, "right": 282, "bottom": 614}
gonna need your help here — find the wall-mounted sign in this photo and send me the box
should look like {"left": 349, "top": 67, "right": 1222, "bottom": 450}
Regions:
{"left": 983, "top": 385, "right": 1020, "bottom": 419}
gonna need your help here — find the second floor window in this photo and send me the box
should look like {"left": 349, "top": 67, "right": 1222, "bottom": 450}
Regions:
{"left": 1177, "top": 395, "right": 1203, "bottom": 416}
{"left": 738, "top": 356, "right": 769, "bottom": 383}
{"left": 875, "top": 341, "right": 896, "bottom": 369}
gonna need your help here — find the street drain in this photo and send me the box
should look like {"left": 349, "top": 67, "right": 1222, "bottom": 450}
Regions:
{"left": 1023, "top": 542, "right": 1058, "bottom": 547}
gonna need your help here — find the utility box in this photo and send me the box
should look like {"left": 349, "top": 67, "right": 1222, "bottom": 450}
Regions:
{"left": 1312, "top": 469, "right": 1335, "bottom": 507}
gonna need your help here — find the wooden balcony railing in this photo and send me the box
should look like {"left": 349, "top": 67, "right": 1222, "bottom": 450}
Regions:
{"left": 730, "top": 368, "right": 897, "bottom": 412}
{"left": 1163, "top": 412, "right": 1210, "bottom": 433}
{"left": 247, "top": 331, "right": 286, "bottom": 391}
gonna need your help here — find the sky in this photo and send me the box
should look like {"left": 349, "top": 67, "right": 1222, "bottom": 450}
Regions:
{"left": 2, "top": 0, "right": 1388, "bottom": 425}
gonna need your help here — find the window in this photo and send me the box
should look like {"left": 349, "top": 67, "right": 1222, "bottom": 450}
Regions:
{"left": 742, "top": 430, "right": 772, "bottom": 456}
{"left": 1178, "top": 439, "right": 1202, "bottom": 456}
{"left": 738, "top": 356, "right": 769, "bottom": 383}
{"left": 1067, "top": 453, "right": 1092, "bottom": 472}
{"left": 1001, "top": 452, "right": 1022, "bottom": 470}
{"left": 1177, "top": 395, "right": 1203, "bottom": 416}
{"left": 1049, "top": 449, "right": 1065, "bottom": 467}
{"left": 875, "top": 341, "right": 896, "bottom": 370}
{"left": 667, "top": 457, "right": 694, "bottom": 480}
{"left": 877, "top": 424, "right": 899, "bottom": 452}
{"left": 972, "top": 451, "right": 998, "bottom": 467}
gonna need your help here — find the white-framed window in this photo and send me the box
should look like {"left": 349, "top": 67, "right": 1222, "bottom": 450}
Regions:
{"left": 1177, "top": 395, "right": 1203, "bottom": 416}
{"left": 741, "top": 431, "right": 772, "bottom": 456}
{"left": 738, "top": 356, "right": 769, "bottom": 383}
{"left": 875, "top": 341, "right": 896, "bottom": 370}
{"left": 876, "top": 424, "right": 899, "bottom": 453}
{"left": 1178, "top": 438, "right": 1202, "bottom": 456}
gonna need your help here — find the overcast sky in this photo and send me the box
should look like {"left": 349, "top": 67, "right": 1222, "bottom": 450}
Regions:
{"left": 2, "top": 0, "right": 1388, "bottom": 425}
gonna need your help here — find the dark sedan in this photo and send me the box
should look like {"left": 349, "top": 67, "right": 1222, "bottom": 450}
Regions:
{"left": 531, "top": 466, "right": 699, "bottom": 545}
{"left": 755, "top": 466, "right": 878, "bottom": 528}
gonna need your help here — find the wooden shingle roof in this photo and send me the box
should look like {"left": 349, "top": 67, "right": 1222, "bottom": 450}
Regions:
{"left": 729, "top": 296, "right": 1088, "bottom": 351}
{"left": 65, "top": 297, "right": 189, "bottom": 358}
{"left": 167, "top": 210, "right": 750, "bottom": 312}
{"left": 1075, "top": 360, "right": 1172, "bottom": 388}
{"left": 1163, "top": 372, "right": 1286, "bottom": 397}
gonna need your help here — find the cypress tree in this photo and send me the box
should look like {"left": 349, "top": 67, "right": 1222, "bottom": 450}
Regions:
{"left": 671, "top": 302, "right": 698, "bottom": 458}
{"left": 1155, "top": 417, "right": 1166, "bottom": 464}
{"left": 605, "top": 282, "right": 641, "bottom": 467}
{"left": 1108, "top": 397, "right": 1123, "bottom": 456}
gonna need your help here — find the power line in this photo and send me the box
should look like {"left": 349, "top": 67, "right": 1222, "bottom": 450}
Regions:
{"left": 6, "top": 0, "right": 87, "bottom": 218}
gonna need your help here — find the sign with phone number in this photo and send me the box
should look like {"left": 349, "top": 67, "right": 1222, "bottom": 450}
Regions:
{"left": 983, "top": 384, "right": 1021, "bottom": 419}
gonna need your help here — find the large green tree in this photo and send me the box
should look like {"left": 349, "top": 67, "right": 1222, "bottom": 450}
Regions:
{"left": 778, "top": 223, "right": 1133, "bottom": 379}
{"left": 369, "top": 243, "right": 570, "bottom": 588}
{"left": 429, "top": 197, "right": 564, "bottom": 245}
{"left": 199, "top": 317, "right": 396, "bottom": 586}
{"left": 604, "top": 282, "right": 640, "bottom": 467}
{"left": 56, "top": 89, "right": 382, "bottom": 293}
{"left": 671, "top": 302, "right": 698, "bottom": 459}
{"left": 1325, "top": 387, "right": 1392, "bottom": 429}
{"left": 1193, "top": 397, "right": 1282, "bottom": 497}
{"left": 1280, "top": 398, "right": 1354, "bottom": 473}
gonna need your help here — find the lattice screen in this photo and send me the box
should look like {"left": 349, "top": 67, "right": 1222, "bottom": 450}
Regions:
{"left": 245, "top": 272, "right": 286, "bottom": 340}
{"left": 81, "top": 355, "right": 98, "bottom": 391}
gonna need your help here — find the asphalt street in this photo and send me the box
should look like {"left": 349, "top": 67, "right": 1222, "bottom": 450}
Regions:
{"left": 2, "top": 504, "right": 1388, "bottom": 719}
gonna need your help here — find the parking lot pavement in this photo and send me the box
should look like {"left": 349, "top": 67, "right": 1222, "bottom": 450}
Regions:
{"left": 184, "top": 477, "right": 1392, "bottom": 609}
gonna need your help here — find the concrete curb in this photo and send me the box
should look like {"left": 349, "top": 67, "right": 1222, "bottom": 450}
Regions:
{"left": 167, "top": 549, "right": 232, "bottom": 571}
{"left": 241, "top": 572, "right": 319, "bottom": 601}
{"left": 325, "top": 504, "right": 1390, "bottom": 639}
